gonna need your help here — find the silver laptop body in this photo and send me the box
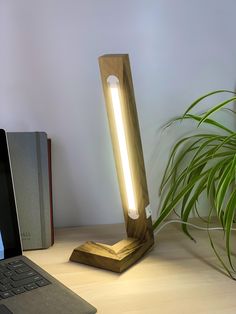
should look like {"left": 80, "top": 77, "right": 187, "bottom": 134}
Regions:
{"left": 0, "top": 129, "right": 96, "bottom": 314}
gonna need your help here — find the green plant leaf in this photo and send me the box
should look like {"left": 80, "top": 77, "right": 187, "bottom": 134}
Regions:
{"left": 184, "top": 135, "right": 225, "bottom": 181}
{"left": 154, "top": 90, "right": 236, "bottom": 279}
{"left": 183, "top": 90, "right": 236, "bottom": 116}
{"left": 223, "top": 189, "right": 236, "bottom": 271}
{"left": 207, "top": 211, "right": 236, "bottom": 280}
{"left": 198, "top": 97, "right": 236, "bottom": 126}
{"left": 160, "top": 133, "right": 226, "bottom": 194}
{"left": 181, "top": 163, "right": 207, "bottom": 216}
{"left": 153, "top": 171, "right": 208, "bottom": 230}
{"left": 207, "top": 157, "right": 232, "bottom": 197}
{"left": 215, "top": 156, "right": 236, "bottom": 216}
{"left": 164, "top": 114, "right": 234, "bottom": 134}
{"left": 181, "top": 177, "right": 207, "bottom": 240}
{"left": 185, "top": 114, "right": 234, "bottom": 134}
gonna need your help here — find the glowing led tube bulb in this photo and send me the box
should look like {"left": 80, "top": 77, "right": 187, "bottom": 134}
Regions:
{"left": 107, "top": 75, "right": 139, "bottom": 220}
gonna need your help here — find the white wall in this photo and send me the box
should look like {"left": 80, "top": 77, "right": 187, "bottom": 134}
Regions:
{"left": 1, "top": 0, "right": 236, "bottom": 227}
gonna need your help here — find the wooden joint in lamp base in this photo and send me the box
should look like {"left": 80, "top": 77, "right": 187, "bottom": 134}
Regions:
{"left": 70, "top": 236, "right": 154, "bottom": 273}
{"left": 70, "top": 210, "right": 154, "bottom": 273}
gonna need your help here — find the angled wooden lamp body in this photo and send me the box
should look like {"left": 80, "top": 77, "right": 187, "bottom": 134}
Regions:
{"left": 70, "top": 54, "right": 154, "bottom": 272}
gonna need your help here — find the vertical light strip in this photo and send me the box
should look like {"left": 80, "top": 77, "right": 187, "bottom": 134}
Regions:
{"left": 0, "top": 231, "right": 4, "bottom": 260}
{"left": 107, "top": 75, "right": 139, "bottom": 219}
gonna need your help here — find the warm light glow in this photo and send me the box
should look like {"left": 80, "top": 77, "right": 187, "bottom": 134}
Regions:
{"left": 107, "top": 75, "right": 139, "bottom": 219}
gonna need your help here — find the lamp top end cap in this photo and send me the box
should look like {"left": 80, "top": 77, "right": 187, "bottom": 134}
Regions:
{"left": 98, "top": 54, "right": 129, "bottom": 60}
{"left": 107, "top": 75, "right": 119, "bottom": 85}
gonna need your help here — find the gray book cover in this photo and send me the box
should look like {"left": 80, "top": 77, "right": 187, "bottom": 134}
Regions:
{"left": 7, "top": 132, "right": 52, "bottom": 250}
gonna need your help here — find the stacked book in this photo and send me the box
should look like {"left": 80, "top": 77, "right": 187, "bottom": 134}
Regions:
{"left": 7, "top": 132, "right": 54, "bottom": 250}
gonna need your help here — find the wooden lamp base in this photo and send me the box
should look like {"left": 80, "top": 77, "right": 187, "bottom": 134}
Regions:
{"left": 70, "top": 237, "right": 154, "bottom": 273}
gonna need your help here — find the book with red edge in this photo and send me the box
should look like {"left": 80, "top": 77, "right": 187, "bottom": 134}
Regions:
{"left": 47, "top": 138, "right": 54, "bottom": 245}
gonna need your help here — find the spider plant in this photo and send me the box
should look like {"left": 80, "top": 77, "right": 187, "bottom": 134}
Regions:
{"left": 153, "top": 90, "right": 236, "bottom": 279}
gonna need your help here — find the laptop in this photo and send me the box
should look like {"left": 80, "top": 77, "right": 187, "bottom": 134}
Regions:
{"left": 0, "top": 129, "right": 97, "bottom": 314}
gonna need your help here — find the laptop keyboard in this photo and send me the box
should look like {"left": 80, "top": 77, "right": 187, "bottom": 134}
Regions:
{"left": 0, "top": 260, "right": 51, "bottom": 299}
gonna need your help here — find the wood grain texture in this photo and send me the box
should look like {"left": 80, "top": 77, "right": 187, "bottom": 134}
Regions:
{"left": 98, "top": 54, "right": 153, "bottom": 241}
{"left": 24, "top": 222, "right": 236, "bottom": 314}
{"left": 70, "top": 55, "right": 154, "bottom": 273}
{"left": 70, "top": 237, "right": 153, "bottom": 273}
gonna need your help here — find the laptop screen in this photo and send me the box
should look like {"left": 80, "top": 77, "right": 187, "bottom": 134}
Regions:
{"left": 0, "top": 129, "right": 22, "bottom": 260}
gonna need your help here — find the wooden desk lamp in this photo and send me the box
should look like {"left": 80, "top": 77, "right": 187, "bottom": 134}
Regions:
{"left": 70, "top": 54, "right": 154, "bottom": 272}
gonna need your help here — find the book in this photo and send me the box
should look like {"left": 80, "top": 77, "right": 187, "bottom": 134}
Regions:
{"left": 47, "top": 138, "right": 54, "bottom": 245}
{"left": 7, "top": 132, "right": 54, "bottom": 250}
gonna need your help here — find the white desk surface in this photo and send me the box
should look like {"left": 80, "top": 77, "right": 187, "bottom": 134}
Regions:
{"left": 24, "top": 222, "right": 236, "bottom": 314}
